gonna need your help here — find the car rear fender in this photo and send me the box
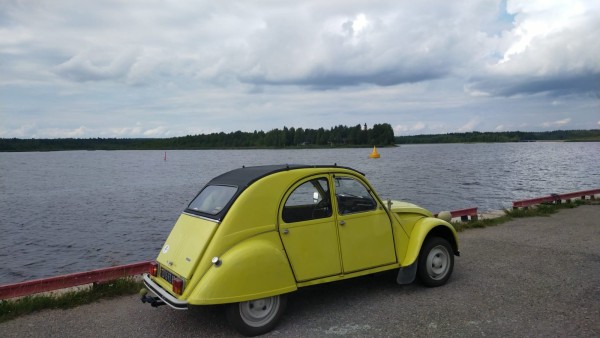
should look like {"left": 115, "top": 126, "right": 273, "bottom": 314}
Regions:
{"left": 400, "top": 217, "right": 459, "bottom": 267}
{"left": 187, "top": 231, "right": 297, "bottom": 305}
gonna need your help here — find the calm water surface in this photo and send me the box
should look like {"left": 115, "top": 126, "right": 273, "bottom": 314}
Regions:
{"left": 1, "top": 143, "right": 598, "bottom": 284}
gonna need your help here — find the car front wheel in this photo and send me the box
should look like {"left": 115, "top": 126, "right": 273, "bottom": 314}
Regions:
{"left": 417, "top": 236, "right": 454, "bottom": 287}
{"left": 226, "top": 294, "right": 287, "bottom": 336}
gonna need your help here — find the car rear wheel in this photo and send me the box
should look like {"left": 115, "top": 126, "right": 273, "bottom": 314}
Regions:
{"left": 417, "top": 236, "right": 454, "bottom": 287}
{"left": 226, "top": 294, "right": 287, "bottom": 336}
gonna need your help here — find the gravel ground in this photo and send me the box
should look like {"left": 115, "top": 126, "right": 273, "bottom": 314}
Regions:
{"left": 2, "top": 205, "right": 599, "bottom": 337}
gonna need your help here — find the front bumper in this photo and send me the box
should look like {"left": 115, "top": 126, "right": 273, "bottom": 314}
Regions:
{"left": 143, "top": 274, "right": 188, "bottom": 310}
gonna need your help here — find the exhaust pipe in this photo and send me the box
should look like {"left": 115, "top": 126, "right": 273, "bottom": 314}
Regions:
{"left": 140, "top": 290, "right": 166, "bottom": 307}
{"left": 141, "top": 294, "right": 166, "bottom": 307}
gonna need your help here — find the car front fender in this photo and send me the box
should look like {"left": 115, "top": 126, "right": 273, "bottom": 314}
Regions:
{"left": 400, "top": 217, "right": 459, "bottom": 267}
{"left": 187, "top": 232, "right": 297, "bottom": 305}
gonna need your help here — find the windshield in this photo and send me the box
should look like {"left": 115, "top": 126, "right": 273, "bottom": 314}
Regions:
{"left": 187, "top": 185, "right": 237, "bottom": 215}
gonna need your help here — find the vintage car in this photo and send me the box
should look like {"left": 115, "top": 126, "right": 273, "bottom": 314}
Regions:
{"left": 141, "top": 164, "right": 459, "bottom": 336}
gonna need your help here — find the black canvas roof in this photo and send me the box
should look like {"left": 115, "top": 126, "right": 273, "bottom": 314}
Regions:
{"left": 186, "top": 164, "right": 364, "bottom": 221}
{"left": 208, "top": 164, "right": 310, "bottom": 188}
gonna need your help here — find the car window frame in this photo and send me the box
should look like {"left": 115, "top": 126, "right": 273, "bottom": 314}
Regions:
{"left": 333, "top": 175, "right": 378, "bottom": 215}
{"left": 281, "top": 176, "right": 333, "bottom": 224}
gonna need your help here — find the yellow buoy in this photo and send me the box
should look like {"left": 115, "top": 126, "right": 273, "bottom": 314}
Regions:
{"left": 369, "top": 146, "right": 380, "bottom": 158}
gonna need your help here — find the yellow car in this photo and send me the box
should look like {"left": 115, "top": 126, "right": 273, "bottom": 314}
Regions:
{"left": 142, "top": 165, "right": 459, "bottom": 336}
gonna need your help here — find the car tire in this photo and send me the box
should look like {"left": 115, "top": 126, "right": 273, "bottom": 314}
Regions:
{"left": 225, "top": 294, "right": 287, "bottom": 337}
{"left": 417, "top": 236, "right": 454, "bottom": 287}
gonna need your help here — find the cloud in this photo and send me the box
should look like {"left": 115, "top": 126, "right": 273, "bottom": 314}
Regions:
{"left": 101, "top": 123, "right": 176, "bottom": 138}
{"left": 55, "top": 49, "right": 140, "bottom": 82}
{"left": 3, "top": 125, "right": 89, "bottom": 138}
{"left": 469, "top": 69, "right": 600, "bottom": 97}
{"left": 458, "top": 118, "right": 481, "bottom": 132}
{"left": 143, "top": 126, "right": 169, "bottom": 137}
{"left": 542, "top": 118, "right": 571, "bottom": 128}
{"left": 43, "top": 126, "right": 88, "bottom": 138}
{"left": 0, "top": 123, "right": 37, "bottom": 138}
{"left": 394, "top": 122, "right": 427, "bottom": 134}
{"left": 233, "top": 2, "right": 500, "bottom": 88}
{"left": 468, "top": 0, "right": 600, "bottom": 97}
{"left": 0, "top": 0, "right": 598, "bottom": 138}
{"left": 4, "top": 1, "right": 599, "bottom": 92}
{"left": 108, "top": 123, "right": 143, "bottom": 137}
{"left": 411, "top": 122, "right": 426, "bottom": 131}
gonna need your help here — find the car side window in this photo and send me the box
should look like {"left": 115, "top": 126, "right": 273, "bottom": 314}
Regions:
{"left": 334, "top": 177, "right": 377, "bottom": 215}
{"left": 282, "top": 178, "right": 332, "bottom": 223}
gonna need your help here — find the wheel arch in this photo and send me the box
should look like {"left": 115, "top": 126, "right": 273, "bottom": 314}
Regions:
{"left": 400, "top": 217, "right": 459, "bottom": 267}
{"left": 425, "top": 225, "right": 459, "bottom": 256}
{"left": 187, "top": 232, "right": 297, "bottom": 305}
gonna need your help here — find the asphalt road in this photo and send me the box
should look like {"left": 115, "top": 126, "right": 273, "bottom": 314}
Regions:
{"left": 2, "top": 205, "right": 599, "bottom": 337}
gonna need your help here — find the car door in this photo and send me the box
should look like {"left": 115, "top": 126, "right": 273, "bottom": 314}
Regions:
{"left": 279, "top": 176, "right": 342, "bottom": 282}
{"left": 333, "top": 174, "right": 397, "bottom": 273}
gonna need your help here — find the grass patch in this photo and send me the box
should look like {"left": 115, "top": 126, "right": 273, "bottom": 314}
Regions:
{"left": 452, "top": 199, "right": 596, "bottom": 232}
{"left": 0, "top": 278, "right": 143, "bottom": 323}
{"left": 452, "top": 215, "right": 510, "bottom": 232}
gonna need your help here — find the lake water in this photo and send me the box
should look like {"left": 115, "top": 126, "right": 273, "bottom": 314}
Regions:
{"left": 1, "top": 142, "right": 599, "bottom": 285}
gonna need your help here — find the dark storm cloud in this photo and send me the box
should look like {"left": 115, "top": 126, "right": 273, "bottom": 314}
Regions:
{"left": 239, "top": 66, "right": 448, "bottom": 88}
{"left": 470, "top": 72, "right": 600, "bottom": 97}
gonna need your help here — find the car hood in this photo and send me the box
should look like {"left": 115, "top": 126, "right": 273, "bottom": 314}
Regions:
{"left": 389, "top": 200, "right": 433, "bottom": 218}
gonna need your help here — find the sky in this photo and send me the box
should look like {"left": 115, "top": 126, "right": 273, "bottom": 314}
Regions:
{"left": 1, "top": 0, "right": 599, "bottom": 138}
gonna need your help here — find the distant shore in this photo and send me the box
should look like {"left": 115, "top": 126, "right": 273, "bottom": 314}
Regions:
{"left": 394, "top": 129, "right": 600, "bottom": 144}
{"left": 1, "top": 128, "right": 598, "bottom": 152}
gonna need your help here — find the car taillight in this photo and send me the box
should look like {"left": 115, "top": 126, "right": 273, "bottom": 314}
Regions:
{"left": 172, "top": 277, "right": 184, "bottom": 295}
{"left": 149, "top": 261, "right": 159, "bottom": 276}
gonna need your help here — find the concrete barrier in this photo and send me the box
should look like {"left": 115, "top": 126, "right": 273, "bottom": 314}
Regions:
{"left": 0, "top": 261, "right": 151, "bottom": 300}
{"left": 435, "top": 207, "right": 478, "bottom": 221}
{"left": 450, "top": 207, "right": 478, "bottom": 221}
{"left": 512, "top": 189, "right": 600, "bottom": 209}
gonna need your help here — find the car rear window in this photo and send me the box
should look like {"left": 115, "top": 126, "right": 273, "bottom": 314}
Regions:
{"left": 187, "top": 185, "right": 237, "bottom": 215}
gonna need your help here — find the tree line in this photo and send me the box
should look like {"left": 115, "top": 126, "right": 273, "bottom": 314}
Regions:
{"left": 3, "top": 127, "right": 597, "bottom": 152}
{"left": 0, "top": 123, "right": 396, "bottom": 151}
{"left": 395, "top": 130, "right": 600, "bottom": 144}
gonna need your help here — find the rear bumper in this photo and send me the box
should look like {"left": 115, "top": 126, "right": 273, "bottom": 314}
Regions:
{"left": 143, "top": 274, "right": 188, "bottom": 310}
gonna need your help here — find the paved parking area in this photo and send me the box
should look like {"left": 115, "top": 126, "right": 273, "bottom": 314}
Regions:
{"left": 2, "top": 205, "right": 599, "bottom": 337}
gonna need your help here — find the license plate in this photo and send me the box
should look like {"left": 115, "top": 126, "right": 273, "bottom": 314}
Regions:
{"left": 160, "top": 268, "right": 174, "bottom": 284}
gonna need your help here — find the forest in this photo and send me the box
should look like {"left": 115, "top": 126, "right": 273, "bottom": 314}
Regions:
{"left": 2, "top": 126, "right": 598, "bottom": 152}
{"left": 394, "top": 129, "right": 600, "bottom": 144}
{"left": 0, "top": 123, "right": 395, "bottom": 151}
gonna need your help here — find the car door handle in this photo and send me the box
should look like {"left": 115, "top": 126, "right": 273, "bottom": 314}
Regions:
{"left": 282, "top": 229, "right": 289, "bottom": 235}
{"left": 339, "top": 221, "right": 346, "bottom": 226}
